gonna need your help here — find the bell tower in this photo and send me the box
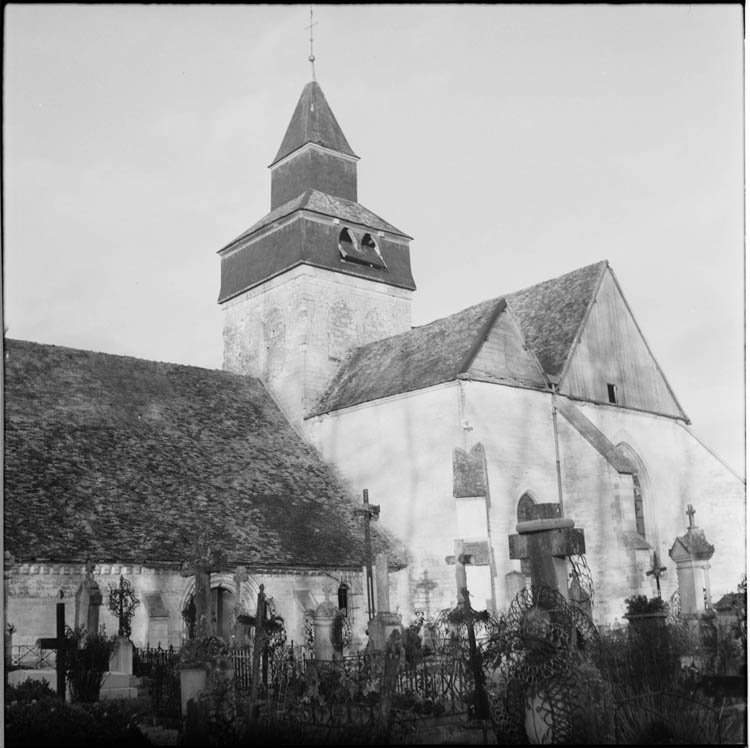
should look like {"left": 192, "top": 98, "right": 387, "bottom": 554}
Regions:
{"left": 218, "top": 80, "right": 416, "bottom": 427}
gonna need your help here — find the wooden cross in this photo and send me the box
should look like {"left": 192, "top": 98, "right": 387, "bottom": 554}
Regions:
{"left": 39, "top": 602, "right": 76, "bottom": 699}
{"left": 180, "top": 534, "right": 227, "bottom": 638}
{"left": 645, "top": 552, "right": 668, "bottom": 598}
{"left": 353, "top": 489, "right": 380, "bottom": 620}
{"left": 686, "top": 504, "right": 696, "bottom": 528}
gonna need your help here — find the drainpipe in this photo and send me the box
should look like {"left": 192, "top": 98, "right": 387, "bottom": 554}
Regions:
{"left": 551, "top": 389, "right": 565, "bottom": 515}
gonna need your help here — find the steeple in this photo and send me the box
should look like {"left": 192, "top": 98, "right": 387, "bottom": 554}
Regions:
{"left": 218, "top": 78, "right": 415, "bottom": 427}
{"left": 269, "top": 81, "right": 359, "bottom": 209}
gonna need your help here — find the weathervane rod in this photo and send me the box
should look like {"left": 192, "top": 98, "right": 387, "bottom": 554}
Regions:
{"left": 306, "top": 5, "right": 318, "bottom": 81}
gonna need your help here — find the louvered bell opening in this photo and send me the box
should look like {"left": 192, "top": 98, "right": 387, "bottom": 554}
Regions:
{"left": 338, "top": 228, "right": 387, "bottom": 270}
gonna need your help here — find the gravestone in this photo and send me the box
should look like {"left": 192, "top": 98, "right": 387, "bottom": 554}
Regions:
{"left": 669, "top": 504, "right": 715, "bottom": 616}
{"left": 180, "top": 534, "right": 227, "bottom": 638}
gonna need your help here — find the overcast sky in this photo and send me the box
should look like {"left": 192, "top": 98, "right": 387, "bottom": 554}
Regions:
{"left": 4, "top": 4, "right": 745, "bottom": 476}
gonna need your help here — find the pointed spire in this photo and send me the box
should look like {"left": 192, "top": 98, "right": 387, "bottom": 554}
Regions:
{"left": 271, "top": 81, "right": 358, "bottom": 166}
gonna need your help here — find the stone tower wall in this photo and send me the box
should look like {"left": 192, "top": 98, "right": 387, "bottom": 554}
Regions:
{"left": 222, "top": 264, "right": 412, "bottom": 425}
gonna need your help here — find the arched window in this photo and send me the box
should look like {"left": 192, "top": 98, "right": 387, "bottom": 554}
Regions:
{"left": 615, "top": 442, "right": 649, "bottom": 539}
{"left": 337, "top": 583, "right": 349, "bottom": 615}
{"left": 517, "top": 493, "right": 536, "bottom": 523}
{"left": 633, "top": 475, "right": 645, "bottom": 537}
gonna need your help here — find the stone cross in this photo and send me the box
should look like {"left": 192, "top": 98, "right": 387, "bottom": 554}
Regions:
{"left": 248, "top": 584, "right": 267, "bottom": 720}
{"left": 508, "top": 503, "right": 585, "bottom": 600}
{"left": 445, "top": 539, "right": 473, "bottom": 605}
{"left": 180, "top": 534, "right": 227, "bottom": 638}
{"left": 686, "top": 504, "right": 696, "bottom": 528}
{"left": 353, "top": 489, "right": 380, "bottom": 620}
{"left": 415, "top": 570, "right": 438, "bottom": 617}
{"left": 39, "top": 602, "right": 77, "bottom": 698}
{"left": 646, "top": 552, "right": 668, "bottom": 598}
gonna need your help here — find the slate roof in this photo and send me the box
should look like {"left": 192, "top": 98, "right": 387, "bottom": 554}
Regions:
{"left": 271, "top": 81, "right": 358, "bottom": 166}
{"left": 218, "top": 199, "right": 415, "bottom": 303}
{"left": 312, "top": 261, "right": 608, "bottom": 415}
{"left": 221, "top": 189, "right": 410, "bottom": 253}
{"left": 3, "top": 339, "right": 406, "bottom": 570}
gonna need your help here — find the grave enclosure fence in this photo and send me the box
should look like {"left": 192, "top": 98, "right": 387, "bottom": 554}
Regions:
{"left": 131, "top": 642, "right": 476, "bottom": 730}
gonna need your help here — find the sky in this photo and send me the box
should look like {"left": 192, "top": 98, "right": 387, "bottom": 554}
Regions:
{"left": 3, "top": 4, "right": 745, "bottom": 477}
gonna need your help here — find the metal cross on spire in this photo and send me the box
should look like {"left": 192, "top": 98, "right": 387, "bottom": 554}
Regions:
{"left": 306, "top": 5, "right": 318, "bottom": 81}
{"left": 686, "top": 503, "right": 696, "bottom": 528}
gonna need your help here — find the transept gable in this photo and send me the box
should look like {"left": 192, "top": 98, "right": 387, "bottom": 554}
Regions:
{"left": 557, "top": 267, "right": 688, "bottom": 420}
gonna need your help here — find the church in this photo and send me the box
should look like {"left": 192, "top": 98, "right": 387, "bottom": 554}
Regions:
{"left": 4, "top": 78, "right": 745, "bottom": 649}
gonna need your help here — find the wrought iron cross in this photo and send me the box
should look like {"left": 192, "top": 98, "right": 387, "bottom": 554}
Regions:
{"left": 686, "top": 504, "right": 696, "bottom": 528}
{"left": 353, "top": 489, "right": 380, "bottom": 620}
{"left": 645, "top": 552, "right": 668, "bottom": 598}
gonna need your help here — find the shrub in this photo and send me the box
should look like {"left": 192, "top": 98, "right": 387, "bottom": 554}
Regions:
{"left": 5, "top": 696, "right": 152, "bottom": 747}
{"left": 624, "top": 594, "right": 669, "bottom": 616}
{"left": 6, "top": 676, "right": 56, "bottom": 703}
{"left": 65, "top": 625, "right": 118, "bottom": 703}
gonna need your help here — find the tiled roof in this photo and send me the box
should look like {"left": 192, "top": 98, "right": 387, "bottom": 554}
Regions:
{"left": 311, "top": 297, "right": 502, "bottom": 415}
{"left": 221, "top": 189, "right": 409, "bottom": 252}
{"left": 271, "top": 81, "right": 357, "bottom": 166}
{"left": 3, "top": 340, "right": 406, "bottom": 570}
{"left": 312, "top": 262, "right": 607, "bottom": 415}
{"left": 506, "top": 261, "right": 606, "bottom": 377}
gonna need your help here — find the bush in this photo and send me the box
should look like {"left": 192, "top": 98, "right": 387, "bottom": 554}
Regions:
{"left": 65, "top": 625, "right": 118, "bottom": 703}
{"left": 6, "top": 676, "right": 56, "bottom": 703}
{"left": 624, "top": 595, "right": 669, "bottom": 616}
{"left": 5, "top": 696, "right": 152, "bottom": 747}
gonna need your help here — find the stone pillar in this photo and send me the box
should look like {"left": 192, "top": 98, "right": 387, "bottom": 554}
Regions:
{"left": 87, "top": 581, "right": 103, "bottom": 636}
{"left": 312, "top": 597, "right": 339, "bottom": 662}
{"left": 375, "top": 553, "right": 390, "bottom": 613}
{"left": 668, "top": 505, "right": 715, "bottom": 617}
{"left": 366, "top": 554, "right": 402, "bottom": 653}
{"left": 109, "top": 636, "right": 134, "bottom": 674}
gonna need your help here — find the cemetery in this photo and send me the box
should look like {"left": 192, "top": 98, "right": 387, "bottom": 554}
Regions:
{"left": 4, "top": 505, "right": 746, "bottom": 745}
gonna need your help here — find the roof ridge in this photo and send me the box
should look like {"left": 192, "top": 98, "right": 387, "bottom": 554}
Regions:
{"left": 505, "top": 260, "right": 609, "bottom": 300}
{"left": 4, "top": 338, "right": 251, "bottom": 381}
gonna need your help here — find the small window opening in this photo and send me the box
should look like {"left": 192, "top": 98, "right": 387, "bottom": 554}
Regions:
{"left": 607, "top": 383, "right": 618, "bottom": 404}
{"left": 517, "top": 493, "right": 536, "bottom": 523}
{"left": 337, "top": 583, "right": 349, "bottom": 615}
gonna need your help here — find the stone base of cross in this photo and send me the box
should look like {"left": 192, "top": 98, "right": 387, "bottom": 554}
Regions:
{"left": 508, "top": 503, "right": 585, "bottom": 600}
